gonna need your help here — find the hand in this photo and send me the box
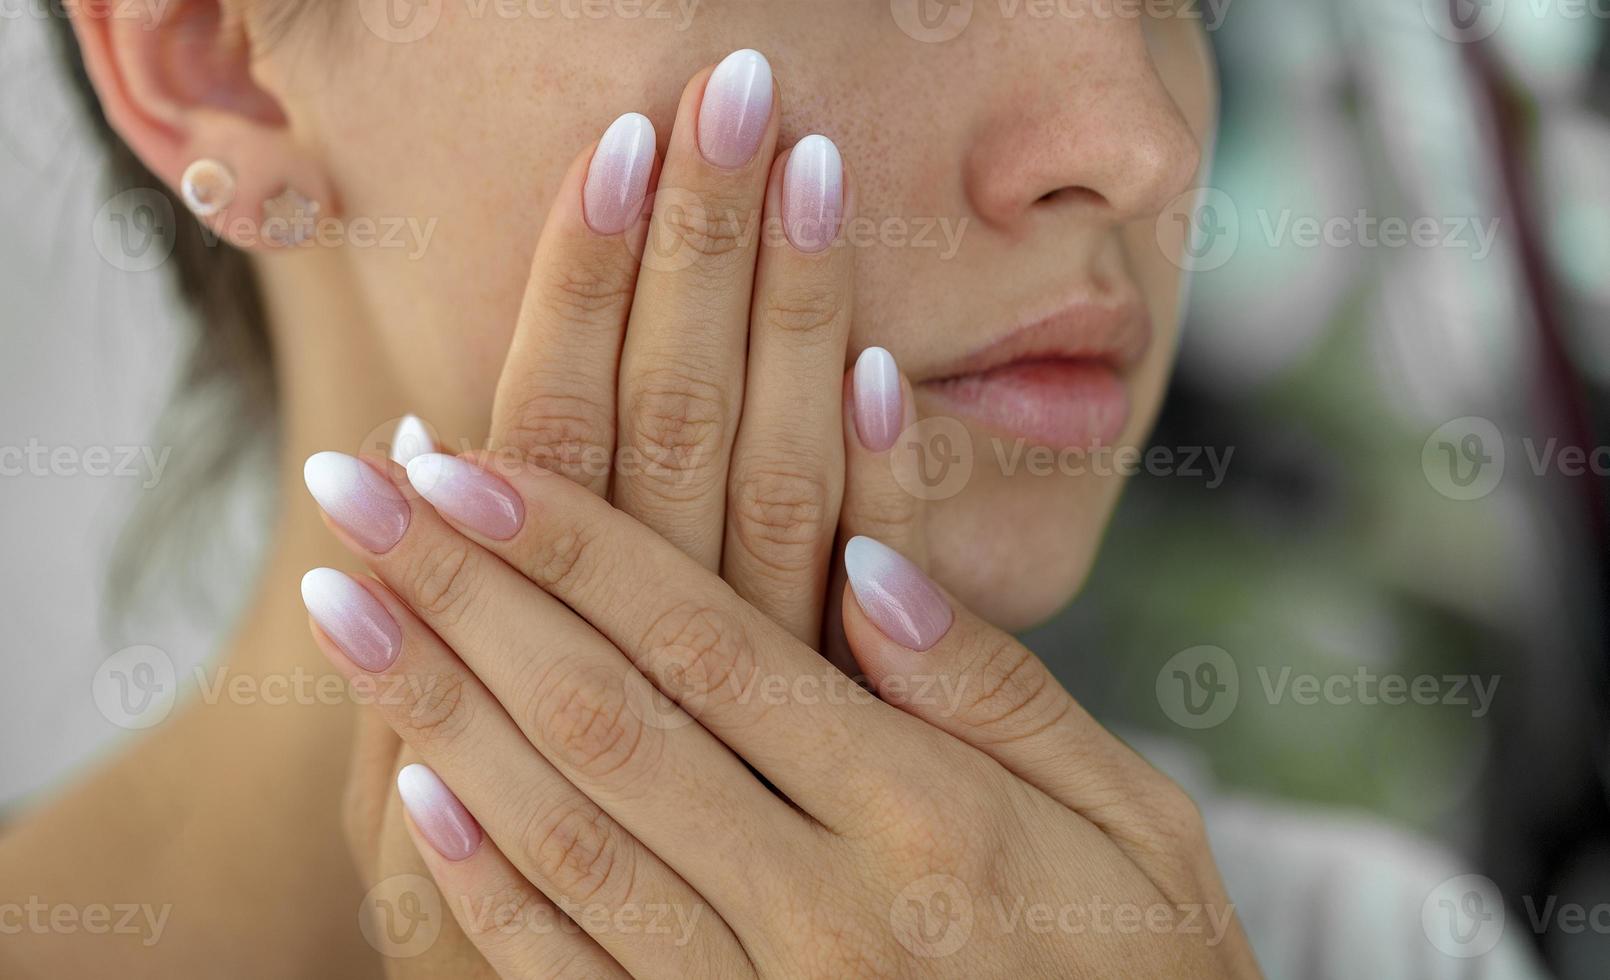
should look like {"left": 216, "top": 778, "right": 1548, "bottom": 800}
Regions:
{"left": 327, "top": 47, "right": 899, "bottom": 974}
{"left": 304, "top": 447, "right": 1262, "bottom": 977}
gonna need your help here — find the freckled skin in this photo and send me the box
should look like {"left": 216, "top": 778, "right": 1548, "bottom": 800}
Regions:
{"left": 268, "top": 1, "right": 1215, "bottom": 631}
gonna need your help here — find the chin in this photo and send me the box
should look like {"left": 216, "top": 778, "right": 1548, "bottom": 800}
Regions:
{"left": 927, "top": 456, "right": 1129, "bottom": 633}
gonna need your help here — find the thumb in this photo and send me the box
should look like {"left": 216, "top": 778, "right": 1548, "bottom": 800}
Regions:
{"left": 840, "top": 536, "right": 1182, "bottom": 832}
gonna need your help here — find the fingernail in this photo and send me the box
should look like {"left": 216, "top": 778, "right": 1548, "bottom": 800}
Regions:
{"left": 405, "top": 454, "right": 524, "bottom": 540}
{"left": 584, "top": 112, "right": 657, "bottom": 235}
{"left": 397, "top": 764, "right": 483, "bottom": 862}
{"left": 300, "top": 568, "right": 402, "bottom": 672}
{"left": 853, "top": 347, "right": 902, "bottom": 453}
{"left": 304, "top": 452, "right": 411, "bottom": 553}
{"left": 844, "top": 536, "right": 952, "bottom": 651}
{"left": 698, "top": 48, "right": 773, "bottom": 169}
{"left": 783, "top": 135, "right": 843, "bottom": 253}
{"left": 390, "top": 414, "right": 434, "bottom": 466}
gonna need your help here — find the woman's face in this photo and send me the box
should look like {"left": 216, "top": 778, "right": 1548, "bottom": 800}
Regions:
{"left": 271, "top": 1, "right": 1215, "bottom": 630}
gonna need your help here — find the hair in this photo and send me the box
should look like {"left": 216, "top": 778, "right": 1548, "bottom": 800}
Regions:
{"left": 46, "top": 6, "right": 279, "bottom": 625}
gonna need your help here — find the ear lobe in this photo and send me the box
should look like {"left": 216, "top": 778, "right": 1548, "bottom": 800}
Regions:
{"left": 68, "top": 0, "right": 331, "bottom": 250}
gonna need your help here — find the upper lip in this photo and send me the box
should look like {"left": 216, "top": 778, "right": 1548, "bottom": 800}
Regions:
{"left": 920, "top": 290, "right": 1153, "bottom": 383}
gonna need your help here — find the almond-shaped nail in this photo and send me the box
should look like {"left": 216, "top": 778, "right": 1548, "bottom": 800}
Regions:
{"left": 698, "top": 48, "right": 773, "bottom": 169}
{"left": 301, "top": 568, "right": 402, "bottom": 672}
{"left": 844, "top": 536, "right": 952, "bottom": 651}
{"left": 853, "top": 347, "right": 902, "bottom": 453}
{"left": 391, "top": 414, "right": 434, "bottom": 466}
{"left": 304, "top": 452, "right": 411, "bottom": 553}
{"left": 397, "top": 764, "right": 483, "bottom": 862}
{"left": 783, "top": 134, "right": 843, "bottom": 253}
{"left": 405, "top": 454, "right": 524, "bottom": 540}
{"left": 584, "top": 112, "right": 657, "bottom": 235}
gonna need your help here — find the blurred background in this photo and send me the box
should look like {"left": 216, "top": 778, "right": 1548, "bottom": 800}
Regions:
{"left": 2, "top": 1, "right": 1607, "bottom": 978}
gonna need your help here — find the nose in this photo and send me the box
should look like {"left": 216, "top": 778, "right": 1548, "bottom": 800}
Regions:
{"left": 962, "top": 26, "right": 1203, "bottom": 232}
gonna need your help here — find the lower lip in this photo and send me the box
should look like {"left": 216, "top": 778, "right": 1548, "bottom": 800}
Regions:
{"left": 920, "top": 359, "right": 1131, "bottom": 449}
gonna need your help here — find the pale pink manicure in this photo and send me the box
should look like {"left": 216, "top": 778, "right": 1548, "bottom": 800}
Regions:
{"left": 397, "top": 764, "right": 483, "bottom": 862}
{"left": 584, "top": 112, "right": 657, "bottom": 235}
{"left": 697, "top": 49, "right": 773, "bottom": 169}
{"left": 853, "top": 347, "right": 902, "bottom": 453}
{"left": 390, "top": 414, "right": 434, "bottom": 466}
{"left": 304, "top": 452, "right": 411, "bottom": 553}
{"left": 844, "top": 536, "right": 952, "bottom": 651}
{"left": 405, "top": 454, "right": 524, "bottom": 540}
{"left": 783, "top": 135, "right": 843, "bottom": 253}
{"left": 300, "top": 568, "right": 402, "bottom": 672}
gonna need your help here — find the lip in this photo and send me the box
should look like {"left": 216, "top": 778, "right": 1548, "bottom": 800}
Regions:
{"left": 917, "top": 295, "right": 1152, "bottom": 450}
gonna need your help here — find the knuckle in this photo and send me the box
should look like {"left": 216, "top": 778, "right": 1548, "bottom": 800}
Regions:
{"left": 522, "top": 519, "right": 603, "bottom": 598}
{"left": 728, "top": 463, "right": 831, "bottom": 576}
{"left": 535, "top": 663, "right": 657, "bottom": 782}
{"left": 497, "top": 390, "right": 613, "bottom": 479}
{"left": 638, "top": 600, "right": 758, "bottom": 711}
{"left": 623, "top": 369, "right": 729, "bottom": 495}
{"left": 845, "top": 486, "right": 918, "bottom": 543}
{"left": 459, "top": 879, "right": 550, "bottom": 949}
{"left": 657, "top": 193, "right": 751, "bottom": 262}
{"left": 536, "top": 257, "right": 636, "bottom": 321}
{"left": 403, "top": 538, "right": 480, "bottom": 627}
{"left": 398, "top": 672, "right": 473, "bottom": 747}
{"left": 954, "top": 635, "right": 1063, "bottom": 740}
{"left": 760, "top": 280, "right": 845, "bottom": 337}
{"left": 521, "top": 798, "right": 627, "bottom": 905}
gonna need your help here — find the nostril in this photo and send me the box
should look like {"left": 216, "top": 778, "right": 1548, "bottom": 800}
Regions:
{"left": 1034, "top": 186, "right": 1106, "bottom": 208}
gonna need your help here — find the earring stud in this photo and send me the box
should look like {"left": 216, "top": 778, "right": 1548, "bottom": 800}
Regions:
{"left": 179, "top": 159, "right": 235, "bottom": 217}
{"left": 261, "top": 186, "right": 321, "bottom": 247}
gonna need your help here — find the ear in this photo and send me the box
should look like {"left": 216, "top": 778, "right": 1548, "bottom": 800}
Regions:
{"left": 68, "top": 0, "right": 334, "bottom": 250}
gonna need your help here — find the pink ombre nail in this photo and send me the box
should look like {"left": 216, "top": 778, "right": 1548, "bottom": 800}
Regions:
{"left": 397, "top": 764, "right": 483, "bottom": 862}
{"left": 844, "top": 536, "right": 952, "bottom": 651}
{"left": 405, "top": 454, "right": 525, "bottom": 540}
{"left": 304, "top": 452, "right": 411, "bottom": 553}
{"left": 853, "top": 347, "right": 902, "bottom": 453}
{"left": 782, "top": 135, "right": 843, "bottom": 253}
{"left": 697, "top": 49, "right": 773, "bottom": 169}
{"left": 584, "top": 112, "right": 657, "bottom": 235}
{"left": 300, "top": 568, "right": 402, "bottom": 672}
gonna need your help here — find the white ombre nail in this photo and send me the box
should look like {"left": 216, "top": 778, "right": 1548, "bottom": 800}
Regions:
{"left": 853, "top": 346, "right": 902, "bottom": 453}
{"left": 584, "top": 112, "right": 657, "bottom": 235}
{"left": 390, "top": 415, "right": 434, "bottom": 466}
{"left": 845, "top": 537, "right": 953, "bottom": 651}
{"left": 303, "top": 452, "right": 411, "bottom": 553}
{"left": 301, "top": 567, "right": 401, "bottom": 672}
{"left": 698, "top": 49, "right": 773, "bottom": 168}
{"left": 397, "top": 764, "right": 483, "bottom": 861}
{"left": 783, "top": 135, "right": 843, "bottom": 253}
